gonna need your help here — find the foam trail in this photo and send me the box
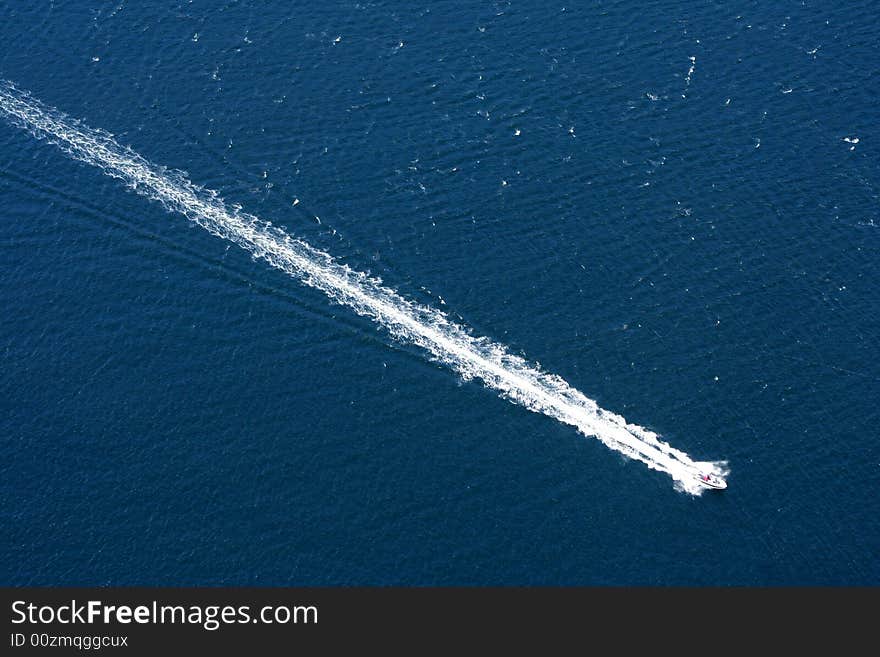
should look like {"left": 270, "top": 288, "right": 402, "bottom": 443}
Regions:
{"left": 0, "top": 80, "right": 725, "bottom": 494}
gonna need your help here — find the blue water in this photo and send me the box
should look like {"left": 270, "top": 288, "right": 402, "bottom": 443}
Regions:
{"left": 1, "top": 1, "right": 878, "bottom": 585}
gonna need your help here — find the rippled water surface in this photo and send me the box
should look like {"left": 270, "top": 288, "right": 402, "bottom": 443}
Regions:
{"left": 1, "top": 1, "right": 877, "bottom": 584}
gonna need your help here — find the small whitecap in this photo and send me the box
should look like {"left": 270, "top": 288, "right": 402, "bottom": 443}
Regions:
{"left": 843, "top": 136, "right": 859, "bottom": 144}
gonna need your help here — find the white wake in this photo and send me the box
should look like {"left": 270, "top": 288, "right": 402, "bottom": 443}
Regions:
{"left": 0, "top": 80, "right": 726, "bottom": 494}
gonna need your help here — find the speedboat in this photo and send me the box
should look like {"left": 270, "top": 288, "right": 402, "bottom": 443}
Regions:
{"left": 696, "top": 472, "right": 727, "bottom": 490}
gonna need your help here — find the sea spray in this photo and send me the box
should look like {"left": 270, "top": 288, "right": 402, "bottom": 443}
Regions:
{"left": 0, "top": 80, "right": 727, "bottom": 494}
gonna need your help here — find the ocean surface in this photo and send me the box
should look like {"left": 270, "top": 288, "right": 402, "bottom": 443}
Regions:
{"left": 1, "top": 1, "right": 877, "bottom": 585}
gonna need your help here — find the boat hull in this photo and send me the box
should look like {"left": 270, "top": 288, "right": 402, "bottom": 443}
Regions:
{"left": 696, "top": 475, "right": 727, "bottom": 490}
